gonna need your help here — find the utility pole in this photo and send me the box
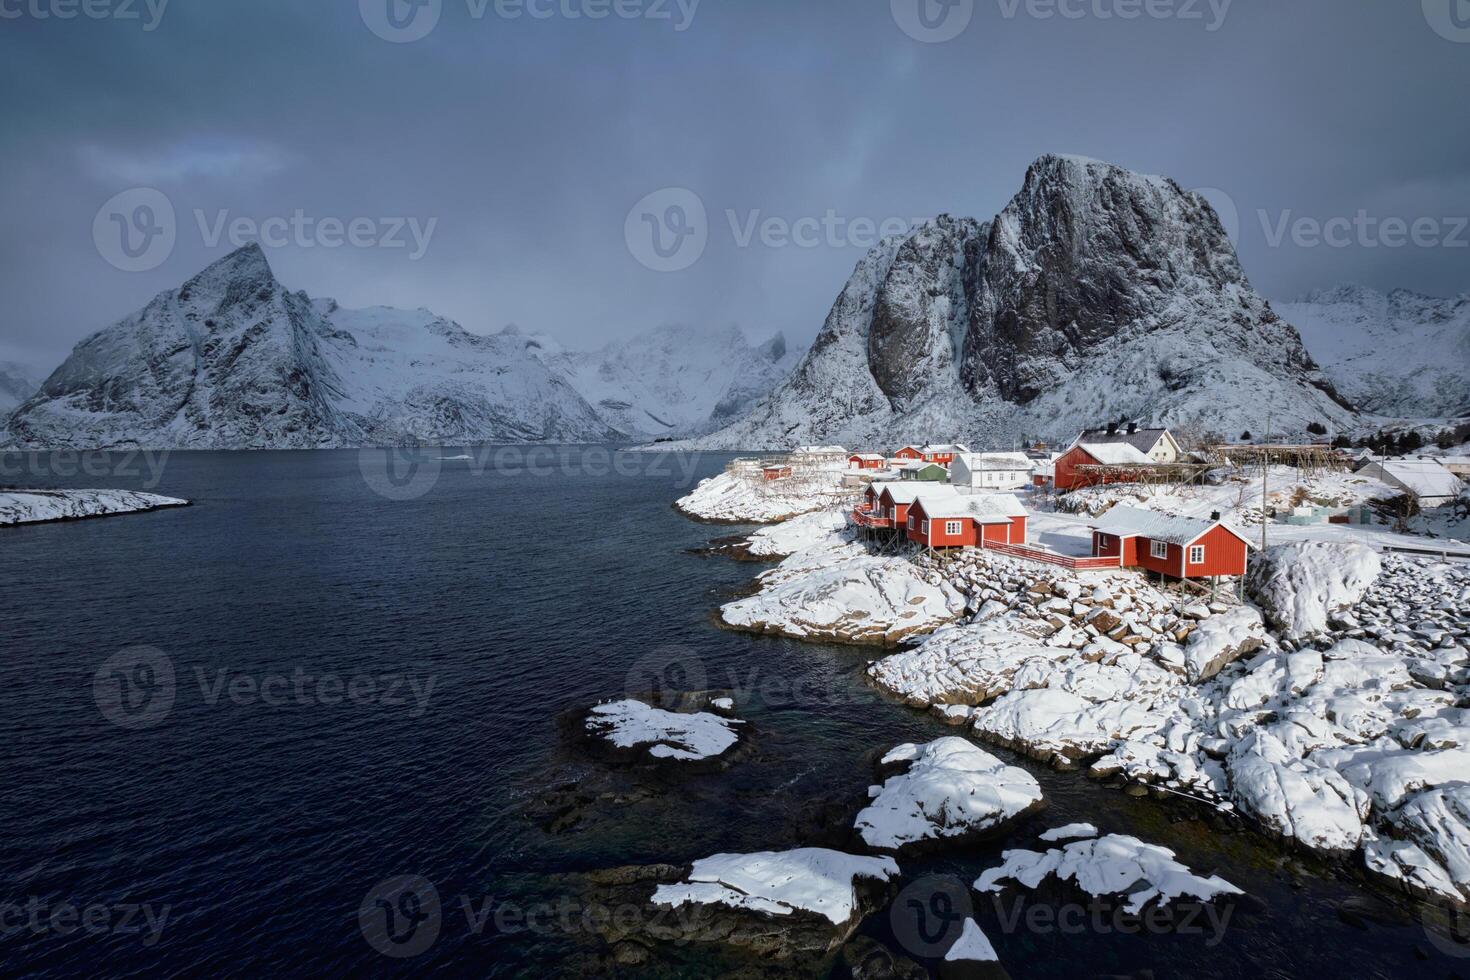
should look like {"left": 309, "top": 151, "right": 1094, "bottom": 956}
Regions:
{"left": 1261, "top": 411, "right": 1271, "bottom": 554}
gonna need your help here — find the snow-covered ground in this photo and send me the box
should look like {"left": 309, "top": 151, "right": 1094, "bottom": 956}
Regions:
{"left": 742, "top": 509, "right": 853, "bottom": 558}
{"left": 652, "top": 848, "right": 899, "bottom": 925}
{"left": 684, "top": 461, "right": 1470, "bottom": 912}
{"left": 675, "top": 467, "right": 858, "bottom": 524}
{"left": 0, "top": 488, "right": 188, "bottom": 526}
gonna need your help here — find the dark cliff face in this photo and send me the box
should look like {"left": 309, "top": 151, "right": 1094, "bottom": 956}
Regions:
{"left": 961, "top": 155, "right": 1253, "bottom": 404}
{"left": 865, "top": 215, "right": 987, "bottom": 406}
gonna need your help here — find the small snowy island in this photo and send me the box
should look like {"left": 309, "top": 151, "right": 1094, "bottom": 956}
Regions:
{"left": 582, "top": 698, "right": 745, "bottom": 763}
{"left": 0, "top": 488, "right": 189, "bottom": 527}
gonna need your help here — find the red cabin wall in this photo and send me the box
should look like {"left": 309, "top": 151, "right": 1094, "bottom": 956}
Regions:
{"left": 1187, "top": 525, "right": 1249, "bottom": 578}
{"left": 1053, "top": 446, "right": 1098, "bottom": 491}
{"left": 894, "top": 448, "right": 923, "bottom": 461}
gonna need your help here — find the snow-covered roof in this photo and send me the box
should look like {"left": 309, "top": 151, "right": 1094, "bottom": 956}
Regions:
{"left": 897, "top": 460, "right": 946, "bottom": 471}
{"left": 1091, "top": 505, "right": 1250, "bottom": 547}
{"left": 1374, "top": 459, "right": 1463, "bottom": 499}
{"left": 955, "top": 451, "right": 1033, "bottom": 470}
{"left": 875, "top": 482, "right": 961, "bottom": 505}
{"left": 792, "top": 445, "right": 846, "bottom": 455}
{"left": 921, "top": 443, "right": 970, "bottom": 454}
{"left": 915, "top": 492, "right": 1027, "bottom": 523}
{"left": 1075, "top": 442, "right": 1153, "bottom": 466}
{"left": 848, "top": 452, "right": 885, "bottom": 460}
{"left": 1071, "top": 426, "right": 1173, "bottom": 456}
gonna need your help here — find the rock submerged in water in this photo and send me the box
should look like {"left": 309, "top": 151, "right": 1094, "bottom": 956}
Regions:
{"left": 853, "top": 738, "right": 1044, "bottom": 852}
{"left": 576, "top": 848, "right": 899, "bottom": 962}
{"left": 574, "top": 696, "right": 747, "bottom": 767}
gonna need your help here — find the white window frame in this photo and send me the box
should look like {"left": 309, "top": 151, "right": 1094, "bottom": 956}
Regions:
{"left": 921, "top": 519, "right": 930, "bottom": 535}
{"left": 1188, "top": 544, "right": 1206, "bottom": 565}
{"left": 1150, "top": 539, "right": 1170, "bottom": 560}
{"left": 945, "top": 520, "right": 964, "bottom": 536}
{"left": 907, "top": 515, "right": 915, "bottom": 530}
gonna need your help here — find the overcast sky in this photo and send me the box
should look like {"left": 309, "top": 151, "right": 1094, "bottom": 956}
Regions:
{"left": 2, "top": 0, "right": 1467, "bottom": 371}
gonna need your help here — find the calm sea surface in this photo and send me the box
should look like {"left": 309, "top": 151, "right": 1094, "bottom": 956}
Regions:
{"left": 0, "top": 448, "right": 1459, "bottom": 977}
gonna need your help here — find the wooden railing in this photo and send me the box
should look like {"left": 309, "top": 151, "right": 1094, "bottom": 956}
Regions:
{"left": 985, "top": 542, "right": 1122, "bottom": 570}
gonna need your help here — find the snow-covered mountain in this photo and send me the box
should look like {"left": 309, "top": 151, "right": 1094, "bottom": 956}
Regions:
{"left": 0, "top": 360, "right": 40, "bottom": 416}
{"left": 525, "top": 323, "right": 799, "bottom": 438}
{"left": 3, "top": 245, "right": 617, "bottom": 449}
{"left": 670, "top": 155, "right": 1357, "bottom": 450}
{"left": 1278, "top": 285, "right": 1470, "bottom": 419}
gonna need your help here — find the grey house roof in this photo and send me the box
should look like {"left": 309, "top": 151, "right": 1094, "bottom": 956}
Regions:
{"left": 1072, "top": 426, "right": 1172, "bottom": 456}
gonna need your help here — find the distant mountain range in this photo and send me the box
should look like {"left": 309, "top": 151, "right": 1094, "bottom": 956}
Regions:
{"left": 0, "top": 360, "right": 39, "bottom": 416}
{"left": 1, "top": 246, "right": 792, "bottom": 449}
{"left": 1277, "top": 285, "right": 1470, "bottom": 419}
{"left": 5, "top": 158, "right": 1466, "bottom": 451}
{"left": 523, "top": 323, "right": 798, "bottom": 439}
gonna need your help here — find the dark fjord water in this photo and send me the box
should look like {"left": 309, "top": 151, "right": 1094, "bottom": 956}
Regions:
{"left": 1, "top": 449, "right": 1461, "bottom": 977}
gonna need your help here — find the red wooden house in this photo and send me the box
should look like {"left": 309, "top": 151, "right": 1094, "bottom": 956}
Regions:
{"left": 1089, "top": 506, "right": 1250, "bottom": 579}
{"left": 848, "top": 452, "right": 886, "bottom": 470}
{"left": 1053, "top": 441, "right": 1153, "bottom": 491}
{"left": 862, "top": 482, "right": 962, "bottom": 530}
{"left": 920, "top": 444, "right": 969, "bottom": 466}
{"left": 906, "top": 493, "right": 1028, "bottom": 550}
{"left": 762, "top": 465, "right": 793, "bottom": 481}
{"left": 893, "top": 446, "right": 925, "bottom": 462}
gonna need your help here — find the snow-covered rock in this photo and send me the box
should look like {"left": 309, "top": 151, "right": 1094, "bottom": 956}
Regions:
{"left": 867, "top": 621, "right": 1066, "bottom": 708}
{"left": 1225, "top": 731, "right": 1367, "bottom": 852}
{"left": 664, "top": 154, "right": 1355, "bottom": 451}
{"left": 5, "top": 245, "right": 617, "bottom": 449}
{"left": 584, "top": 699, "right": 743, "bottom": 761}
{"left": 943, "top": 918, "right": 1006, "bottom": 977}
{"left": 0, "top": 488, "right": 188, "bottom": 526}
{"left": 743, "top": 509, "right": 851, "bottom": 558}
{"left": 721, "top": 555, "right": 965, "bottom": 646}
{"left": 972, "top": 688, "right": 1168, "bottom": 764}
{"left": 974, "top": 833, "right": 1243, "bottom": 913}
{"left": 1383, "top": 784, "right": 1470, "bottom": 902}
{"left": 1038, "top": 823, "right": 1099, "bottom": 842}
{"left": 1183, "top": 606, "right": 1267, "bottom": 682}
{"left": 1248, "top": 542, "right": 1382, "bottom": 639}
{"left": 651, "top": 848, "right": 899, "bottom": 925}
{"left": 853, "top": 738, "right": 1043, "bottom": 851}
{"left": 675, "top": 468, "right": 855, "bottom": 524}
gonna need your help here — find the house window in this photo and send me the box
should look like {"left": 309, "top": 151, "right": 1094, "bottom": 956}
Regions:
{"left": 945, "top": 520, "right": 963, "bottom": 536}
{"left": 1189, "top": 545, "right": 1205, "bottom": 565}
{"left": 907, "top": 515, "right": 915, "bottom": 530}
{"left": 921, "top": 520, "right": 930, "bottom": 534}
{"left": 1150, "top": 539, "right": 1169, "bottom": 560}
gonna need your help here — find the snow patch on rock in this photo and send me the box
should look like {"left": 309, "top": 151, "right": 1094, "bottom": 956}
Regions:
{"left": 652, "top": 849, "right": 899, "bottom": 925}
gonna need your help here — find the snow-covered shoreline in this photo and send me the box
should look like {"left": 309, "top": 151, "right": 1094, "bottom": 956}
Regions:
{"left": 0, "top": 488, "right": 189, "bottom": 527}
{"left": 685, "top": 474, "right": 1470, "bottom": 911}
